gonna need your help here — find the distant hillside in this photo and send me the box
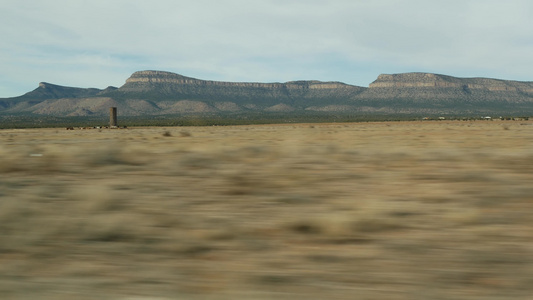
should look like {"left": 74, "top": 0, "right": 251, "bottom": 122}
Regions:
{"left": 366, "top": 72, "right": 533, "bottom": 101}
{"left": 1, "top": 70, "right": 533, "bottom": 117}
{"left": 355, "top": 72, "right": 533, "bottom": 114}
{"left": 20, "top": 82, "right": 107, "bottom": 100}
{"left": 109, "top": 70, "right": 365, "bottom": 108}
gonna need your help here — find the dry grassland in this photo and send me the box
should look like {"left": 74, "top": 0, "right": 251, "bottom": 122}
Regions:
{"left": 1, "top": 121, "right": 533, "bottom": 299}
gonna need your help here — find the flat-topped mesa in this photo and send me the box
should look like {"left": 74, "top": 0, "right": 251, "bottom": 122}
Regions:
{"left": 123, "top": 70, "right": 358, "bottom": 90}
{"left": 125, "top": 70, "right": 198, "bottom": 84}
{"left": 369, "top": 73, "right": 462, "bottom": 88}
{"left": 124, "top": 70, "right": 286, "bottom": 88}
{"left": 285, "top": 80, "right": 353, "bottom": 90}
{"left": 370, "top": 72, "right": 533, "bottom": 92}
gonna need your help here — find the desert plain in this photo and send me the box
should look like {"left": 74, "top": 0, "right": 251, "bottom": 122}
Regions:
{"left": 1, "top": 120, "right": 533, "bottom": 299}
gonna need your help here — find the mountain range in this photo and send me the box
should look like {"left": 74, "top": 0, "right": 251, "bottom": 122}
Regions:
{"left": 2, "top": 70, "right": 533, "bottom": 117}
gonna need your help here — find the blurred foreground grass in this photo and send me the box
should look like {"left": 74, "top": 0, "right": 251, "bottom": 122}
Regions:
{"left": 1, "top": 121, "right": 533, "bottom": 299}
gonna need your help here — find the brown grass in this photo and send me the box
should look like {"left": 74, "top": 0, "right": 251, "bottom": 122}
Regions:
{"left": 1, "top": 121, "right": 533, "bottom": 299}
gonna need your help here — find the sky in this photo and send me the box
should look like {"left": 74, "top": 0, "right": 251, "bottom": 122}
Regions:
{"left": 1, "top": 0, "right": 533, "bottom": 97}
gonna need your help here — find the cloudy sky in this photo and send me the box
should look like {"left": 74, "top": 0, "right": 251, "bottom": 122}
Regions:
{"left": 1, "top": 0, "right": 533, "bottom": 97}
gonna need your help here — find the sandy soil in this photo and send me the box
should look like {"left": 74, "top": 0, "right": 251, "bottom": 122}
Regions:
{"left": 1, "top": 120, "right": 532, "bottom": 299}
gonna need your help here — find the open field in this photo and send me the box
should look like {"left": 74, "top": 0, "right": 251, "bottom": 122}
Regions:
{"left": 1, "top": 120, "right": 533, "bottom": 299}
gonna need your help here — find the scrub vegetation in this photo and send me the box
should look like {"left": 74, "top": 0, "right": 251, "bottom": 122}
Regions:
{"left": 1, "top": 120, "right": 532, "bottom": 299}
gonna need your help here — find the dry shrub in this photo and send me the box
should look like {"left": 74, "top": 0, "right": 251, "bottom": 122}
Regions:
{"left": 180, "top": 131, "right": 192, "bottom": 137}
{"left": 347, "top": 199, "right": 414, "bottom": 233}
{"left": 178, "top": 152, "right": 217, "bottom": 169}
{"left": 0, "top": 147, "right": 24, "bottom": 173}
{"left": 284, "top": 214, "right": 356, "bottom": 239}
{"left": 0, "top": 196, "right": 65, "bottom": 251}
{"left": 0, "top": 197, "right": 34, "bottom": 251}
{"left": 0, "top": 145, "right": 55, "bottom": 173}
{"left": 70, "top": 143, "right": 146, "bottom": 168}
{"left": 276, "top": 195, "right": 317, "bottom": 205}
{"left": 352, "top": 217, "right": 408, "bottom": 233}
{"left": 72, "top": 184, "right": 126, "bottom": 212}
{"left": 255, "top": 274, "right": 298, "bottom": 285}
{"left": 80, "top": 144, "right": 127, "bottom": 166}
{"left": 288, "top": 220, "right": 323, "bottom": 234}
{"left": 78, "top": 212, "right": 140, "bottom": 243}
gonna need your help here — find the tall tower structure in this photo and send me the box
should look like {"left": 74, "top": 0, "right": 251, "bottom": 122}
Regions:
{"left": 110, "top": 107, "right": 118, "bottom": 127}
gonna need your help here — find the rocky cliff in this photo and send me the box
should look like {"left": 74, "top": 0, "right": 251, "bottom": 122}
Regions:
{"left": 114, "top": 70, "right": 364, "bottom": 108}
{"left": 359, "top": 73, "right": 533, "bottom": 113}
{"left": 2, "top": 71, "right": 533, "bottom": 116}
{"left": 369, "top": 72, "right": 533, "bottom": 92}
{"left": 123, "top": 70, "right": 354, "bottom": 90}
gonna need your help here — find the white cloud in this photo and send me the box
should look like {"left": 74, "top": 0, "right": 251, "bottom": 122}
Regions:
{"left": 1, "top": 0, "right": 533, "bottom": 97}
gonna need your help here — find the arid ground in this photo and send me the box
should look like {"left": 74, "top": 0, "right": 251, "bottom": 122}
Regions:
{"left": 1, "top": 120, "right": 532, "bottom": 299}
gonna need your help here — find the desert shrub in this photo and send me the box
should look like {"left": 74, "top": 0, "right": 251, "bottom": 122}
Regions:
{"left": 256, "top": 274, "right": 297, "bottom": 285}
{"left": 352, "top": 217, "right": 407, "bottom": 233}
{"left": 76, "top": 143, "right": 143, "bottom": 167}
{"left": 180, "top": 244, "right": 216, "bottom": 256}
{"left": 289, "top": 222, "right": 322, "bottom": 234}
{"left": 80, "top": 145, "right": 124, "bottom": 166}
{"left": 73, "top": 185, "right": 126, "bottom": 212}
{"left": 0, "top": 197, "right": 63, "bottom": 251}
{"left": 78, "top": 213, "right": 138, "bottom": 242}
{"left": 178, "top": 152, "right": 218, "bottom": 170}
{"left": 180, "top": 131, "right": 192, "bottom": 137}
{"left": 0, "top": 152, "right": 24, "bottom": 173}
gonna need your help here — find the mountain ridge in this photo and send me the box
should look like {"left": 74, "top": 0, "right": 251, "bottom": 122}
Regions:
{"left": 369, "top": 72, "right": 533, "bottom": 92}
{"left": 1, "top": 70, "right": 533, "bottom": 117}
